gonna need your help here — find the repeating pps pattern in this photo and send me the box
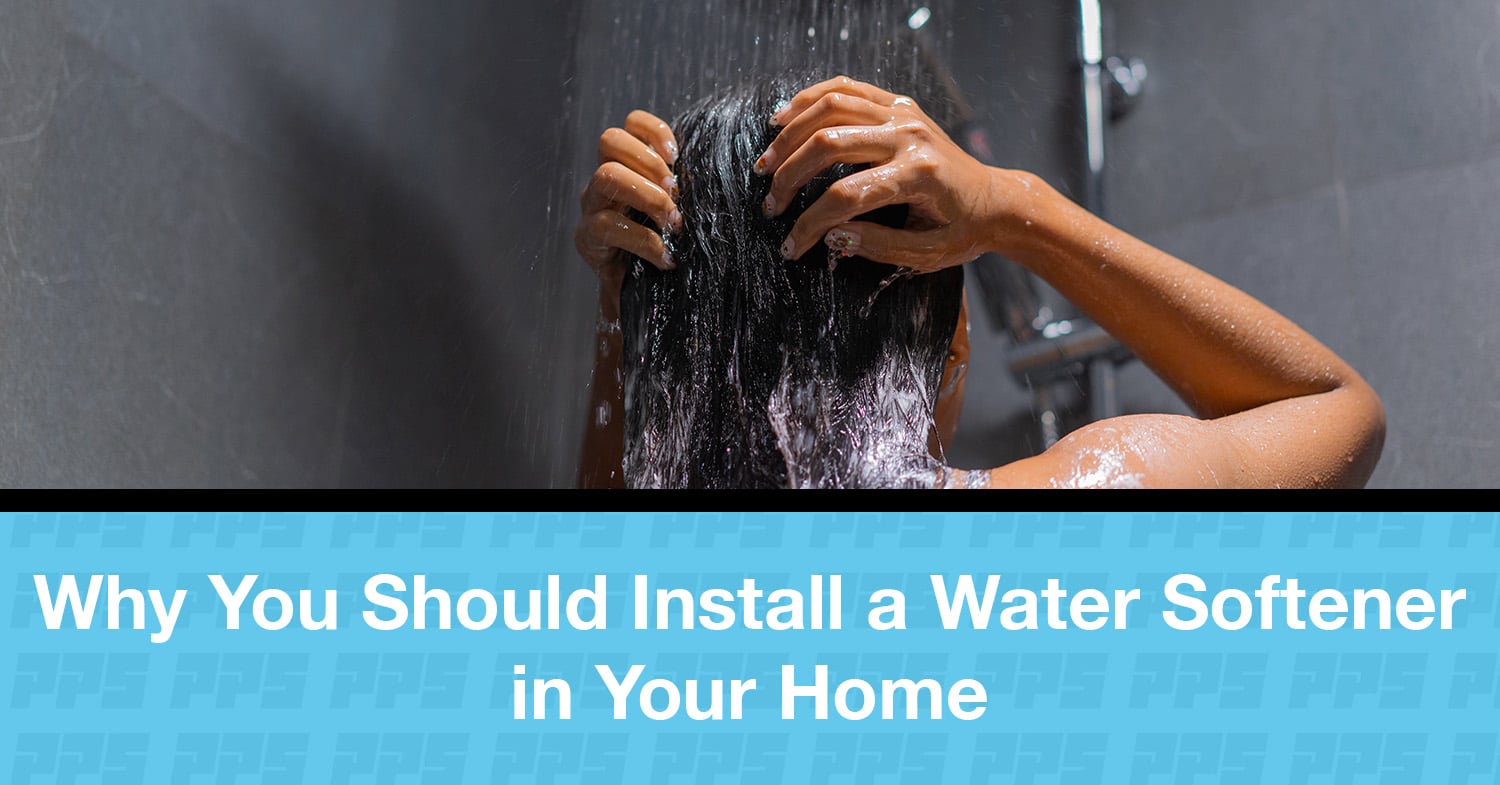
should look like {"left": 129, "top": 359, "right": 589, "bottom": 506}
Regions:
{"left": 3, "top": 512, "right": 1498, "bottom": 783}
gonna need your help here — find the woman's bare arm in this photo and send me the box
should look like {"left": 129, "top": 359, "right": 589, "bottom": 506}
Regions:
{"left": 577, "top": 291, "right": 626, "bottom": 489}
{"left": 574, "top": 111, "right": 681, "bottom": 488}
{"left": 979, "top": 173, "right": 1384, "bottom": 488}
{"left": 763, "top": 76, "right": 1385, "bottom": 488}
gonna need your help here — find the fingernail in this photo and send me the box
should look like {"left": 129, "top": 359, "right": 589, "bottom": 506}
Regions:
{"left": 668, "top": 209, "right": 683, "bottom": 232}
{"left": 664, "top": 140, "right": 678, "bottom": 164}
{"left": 661, "top": 175, "right": 678, "bottom": 200}
{"left": 769, "top": 103, "right": 788, "bottom": 127}
{"left": 826, "top": 227, "right": 861, "bottom": 257}
{"left": 780, "top": 237, "right": 795, "bottom": 259}
{"left": 753, "top": 149, "right": 777, "bottom": 176}
{"left": 661, "top": 249, "right": 676, "bottom": 269}
{"left": 761, "top": 195, "right": 776, "bottom": 218}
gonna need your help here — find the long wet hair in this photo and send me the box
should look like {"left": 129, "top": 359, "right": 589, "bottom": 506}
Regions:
{"left": 620, "top": 74, "right": 964, "bottom": 488}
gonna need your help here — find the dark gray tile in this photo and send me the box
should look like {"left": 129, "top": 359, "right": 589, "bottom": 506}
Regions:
{"left": 1134, "top": 187, "right": 1362, "bottom": 367}
{"left": 2, "top": 42, "right": 357, "bottom": 486}
{"left": 42, "top": 2, "right": 598, "bottom": 487}
{"left": 0, "top": 0, "right": 65, "bottom": 140}
{"left": 951, "top": 2, "right": 1086, "bottom": 205}
{"left": 1107, "top": 188, "right": 1366, "bottom": 474}
{"left": 1326, "top": 0, "right": 1500, "bottom": 187}
{"left": 64, "top": 0, "right": 400, "bottom": 175}
{"left": 961, "top": 141, "right": 1497, "bottom": 490}
{"left": 0, "top": 0, "right": 70, "bottom": 483}
{"left": 1114, "top": 360, "right": 1191, "bottom": 420}
{"left": 2, "top": 36, "right": 594, "bottom": 487}
{"left": 0, "top": 0, "right": 68, "bottom": 234}
{"left": 1104, "top": 0, "right": 1338, "bottom": 234}
{"left": 64, "top": 1, "right": 580, "bottom": 222}
{"left": 1124, "top": 188, "right": 1415, "bottom": 484}
{"left": 1345, "top": 154, "right": 1500, "bottom": 488}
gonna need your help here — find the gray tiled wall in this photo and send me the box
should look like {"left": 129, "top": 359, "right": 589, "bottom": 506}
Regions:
{"left": 944, "top": 0, "right": 1499, "bottom": 487}
{"left": 2, "top": 1, "right": 588, "bottom": 487}
{"left": 1106, "top": 0, "right": 1500, "bottom": 487}
{"left": 3, "top": 0, "right": 1493, "bottom": 487}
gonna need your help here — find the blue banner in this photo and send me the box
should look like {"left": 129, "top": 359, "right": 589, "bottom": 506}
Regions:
{"left": 4, "top": 512, "right": 1498, "bottom": 783}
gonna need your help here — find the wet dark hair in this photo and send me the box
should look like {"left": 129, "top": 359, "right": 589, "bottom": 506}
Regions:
{"left": 620, "top": 74, "right": 964, "bottom": 488}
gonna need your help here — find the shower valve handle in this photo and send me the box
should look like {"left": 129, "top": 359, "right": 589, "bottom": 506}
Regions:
{"left": 1105, "top": 55, "right": 1148, "bottom": 121}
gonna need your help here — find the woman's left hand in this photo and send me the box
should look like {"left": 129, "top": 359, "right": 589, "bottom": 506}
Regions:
{"left": 758, "top": 75, "right": 1009, "bottom": 272}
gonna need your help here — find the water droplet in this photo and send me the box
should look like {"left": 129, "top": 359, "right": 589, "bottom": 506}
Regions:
{"left": 595, "top": 401, "right": 612, "bottom": 427}
{"left": 940, "top": 363, "right": 968, "bottom": 397}
{"left": 859, "top": 266, "right": 915, "bottom": 318}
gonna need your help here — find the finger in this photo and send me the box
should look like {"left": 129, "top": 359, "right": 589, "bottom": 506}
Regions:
{"left": 624, "top": 110, "right": 679, "bottom": 166}
{"left": 756, "top": 91, "right": 891, "bottom": 177}
{"left": 581, "top": 162, "right": 682, "bottom": 232}
{"left": 782, "top": 164, "right": 906, "bottom": 260}
{"left": 821, "top": 221, "right": 958, "bottom": 272}
{"left": 579, "top": 210, "right": 674, "bottom": 271}
{"left": 771, "top": 75, "right": 901, "bottom": 128}
{"left": 763, "top": 125, "right": 895, "bottom": 217}
{"left": 599, "top": 126, "right": 677, "bottom": 198}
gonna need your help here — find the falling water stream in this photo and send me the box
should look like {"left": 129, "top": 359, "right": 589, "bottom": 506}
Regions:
{"left": 569, "top": 0, "right": 956, "bottom": 134}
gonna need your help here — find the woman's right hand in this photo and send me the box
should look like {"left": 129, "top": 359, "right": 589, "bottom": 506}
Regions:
{"left": 574, "top": 110, "right": 683, "bottom": 321}
{"left": 758, "top": 76, "right": 1015, "bottom": 273}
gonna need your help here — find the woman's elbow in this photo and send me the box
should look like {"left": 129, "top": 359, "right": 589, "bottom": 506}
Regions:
{"left": 1338, "top": 377, "right": 1386, "bottom": 488}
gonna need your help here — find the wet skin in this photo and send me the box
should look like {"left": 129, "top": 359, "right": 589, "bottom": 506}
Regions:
{"left": 576, "top": 76, "right": 1385, "bottom": 489}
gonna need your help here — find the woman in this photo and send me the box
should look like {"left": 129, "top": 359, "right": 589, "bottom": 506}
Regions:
{"left": 575, "top": 75, "right": 1385, "bottom": 489}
